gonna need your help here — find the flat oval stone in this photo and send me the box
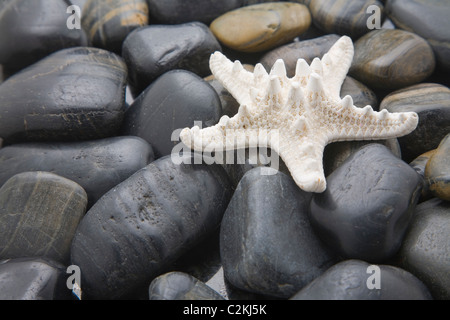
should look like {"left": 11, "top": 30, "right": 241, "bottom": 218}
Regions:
{"left": 350, "top": 29, "right": 435, "bottom": 90}
{"left": 0, "top": 47, "right": 128, "bottom": 144}
{"left": 210, "top": 2, "right": 311, "bottom": 53}
{"left": 290, "top": 260, "right": 432, "bottom": 300}
{"left": 0, "top": 136, "right": 154, "bottom": 207}
{"left": 122, "top": 22, "right": 221, "bottom": 97}
{"left": 396, "top": 198, "right": 450, "bottom": 300}
{"left": 82, "top": 0, "right": 149, "bottom": 54}
{"left": 122, "top": 70, "right": 222, "bottom": 158}
{"left": 309, "top": 144, "right": 422, "bottom": 262}
{"left": 148, "top": 272, "right": 225, "bottom": 300}
{"left": 259, "top": 34, "right": 340, "bottom": 78}
{"left": 309, "top": 0, "right": 385, "bottom": 38}
{"left": 0, "top": 0, "right": 88, "bottom": 75}
{"left": 70, "top": 154, "right": 233, "bottom": 299}
{"left": 147, "top": 0, "right": 243, "bottom": 24}
{"left": 425, "top": 134, "right": 450, "bottom": 201}
{"left": 220, "top": 167, "right": 337, "bottom": 298}
{"left": 380, "top": 83, "right": 450, "bottom": 162}
{"left": 386, "top": 0, "right": 450, "bottom": 71}
{"left": 0, "top": 172, "right": 87, "bottom": 263}
{"left": 0, "top": 257, "right": 72, "bottom": 300}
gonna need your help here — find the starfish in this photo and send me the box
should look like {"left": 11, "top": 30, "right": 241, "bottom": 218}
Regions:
{"left": 180, "top": 36, "right": 419, "bottom": 193}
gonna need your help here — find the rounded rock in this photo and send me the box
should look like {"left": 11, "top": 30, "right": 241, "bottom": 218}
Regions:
{"left": 350, "top": 29, "right": 435, "bottom": 90}
{"left": 70, "top": 154, "right": 233, "bottom": 299}
{"left": 310, "top": 144, "right": 422, "bottom": 262}
{"left": 210, "top": 2, "right": 311, "bottom": 53}
{"left": 380, "top": 83, "right": 450, "bottom": 162}
{"left": 425, "top": 134, "right": 450, "bottom": 201}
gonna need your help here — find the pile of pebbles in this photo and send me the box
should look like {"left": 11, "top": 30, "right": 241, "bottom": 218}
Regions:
{"left": 0, "top": 0, "right": 448, "bottom": 300}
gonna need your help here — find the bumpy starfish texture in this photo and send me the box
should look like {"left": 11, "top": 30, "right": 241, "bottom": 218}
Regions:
{"left": 180, "top": 36, "right": 419, "bottom": 193}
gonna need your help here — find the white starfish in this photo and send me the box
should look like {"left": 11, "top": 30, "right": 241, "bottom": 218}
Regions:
{"left": 180, "top": 36, "right": 418, "bottom": 193}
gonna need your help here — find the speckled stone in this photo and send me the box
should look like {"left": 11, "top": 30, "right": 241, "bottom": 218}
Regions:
{"left": 425, "top": 134, "right": 450, "bottom": 201}
{"left": 290, "top": 260, "right": 432, "bottom": 300}
{"left": 147, "top": 0, "right": 243, "bottom": 24}
{"left": 210, "top": 2, "right": 311, "bottom": 52}
{"left": 309, "top": 0, "right": 385, "bottom": 38}
{"left": 0, "top": 136, "right": 154, "bottom": 207}
{"left": 0, "top": 257, "right": 72, "bottom": 300}
{"left": 350, "top": 29, "right": 435, "bottom": 90}
{"left": 220, "top": 167, "right": 337, "bottom": 298}
{"left": 0, "top": 0, "right": 87, "bottom": 75}
{"left": 380, "top": 83, "right": 450, "bottom": 162}
{"left": 70, "top": 154, "right": 233, "bottom": 299}
{"left": 259, "top": 34, "right": 340, "bottom": 78}
{"left": 0, "top": 172, "right": 87, "bottom": 263}
{"left": 82, "top": 0, "right": 148, "bottom": 54}
{"left": 122, "top": 22, "right": 221, "bottom": 97}
{"left": 0, "top": 47, "right": 128, "bottom": 144}
{"left": 148, "top": 272, "right": 225, "bottom": 300}
{"left": 386, "top": 0, "right": 450, "bottom": 71}
{"left": 396, "top": 198, "right": 450, "bottom": 300}
{"left": 122, "top": 70, "right": 222, "bottom": 158}
{"left": 310, "top": 144, "right": 422, "bottom": 262}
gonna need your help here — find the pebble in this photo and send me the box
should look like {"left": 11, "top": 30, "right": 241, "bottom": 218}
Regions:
{"left": 396, "top": 198, "right": 450, "bottom": 300}
{"left": 210, "top": 2, "right": 311, "bottom": 53}
{"left": 0, "top": 257, "right": 72, "bottom": 300}
{"left": 147, "top": 0, "right": 243, "bottom": 24}
{"left": 425, "top": 134, "right": 450, "bottom": 201}
{"left": 122, "top": 22, "right": 221, "bottom": 97}
{"left": 0, "top": 0, "right": 87, "bottom": 76}
{"left": 340, "top": 76, "right": 379, "bottom": 109}
{"left": 308, "top": 0, "right": 386, "bottom": 39}
{"left": 0, "top": 172, "right": 87, "bottom": 263}
{"left": 259, "top": 34, "right": 340, "bottom": 78}
{"left": 0, "top": 136, "right": 154, "bottom": 207}
{"left": 148, "top": 272, "right": 225, "bottom": 300}
{"left": 70, "top": 154, "right": 233, "bottom": 299}
{"left": 350, "top": 29, "right": 436, "bottom": 90}
{"left": 290, "top": 259, "right": 432, "bottom": 300}
{"left": 82, "top": 0, "right": 149, "bottom": 54}
{"left": 0, "top": 47, "right": 128, "bottom": 144}
{"left": 122, "top": 70, "right": 222, "bottom": 158}
{"left": 220, "top": 167, "right": 337, "bottom": 298}
{"left": 380, "top": 83, "right": 450, "bottom": 162}
{"left": 386, "top": 0, "right": 450, "bottom": 71}
{"left": 409, "top": 149, "right": 436, "bottom": 201}
{"left": 309, "top": 144, "right": 422, "bottom": 262}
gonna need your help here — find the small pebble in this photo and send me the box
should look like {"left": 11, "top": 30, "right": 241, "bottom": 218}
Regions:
{"left": 425, "top": 134, "right": 450, "bottom": 201}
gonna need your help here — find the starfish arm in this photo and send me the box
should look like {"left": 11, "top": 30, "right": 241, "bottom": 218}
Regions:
{"left": 277, "top": 136, "right": 327, "bottom": 193}
{"left": 326, "top": 97, "right": 419, "bottom": 143}
{"left": 209, "top": 51, "right": 256, "bottom": 106}
{"left": 321, "top": 36, "right": 354, "bottom": 100}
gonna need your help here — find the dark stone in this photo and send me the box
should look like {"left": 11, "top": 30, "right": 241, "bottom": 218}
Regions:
{"left": 0, "top": 0, "right": 88, "bottom": 75}
{"left": 148, "top": 272, "right": 225, "bottom": 300}
{"left": 0, "top": 136, "right": 154, "bottom": 207}
{"left": 309, "top": 144, "right": 422, "bottom": 262}
{"left": 122, "top": 22, "right": 221, "bottom": 97}
{"left": 220, "top": 167, "right": 337, "bottom": 298}
{"left": 340, "top": 76, "right": 378, "bottom": 109}
{"left": 146, "top": 0, "right": 243, "bottom": 24}
{"left": 396, "top": 198, "right": 450, "bottom": 300}
{"left": 122, "top": 70, "right": 222, "bottom": 158}
{"left": 386, "top": 0, "right": 450, "bottom": 71}
{"left": 0, "top": 257, "right": 72, "bottom": 300}
{"left": 70, "top": 154, "right": 233, "bottom": 299}
{"left": 350, "top": 29, "right": 435, "bottom": 91}
{"left": 409, "top": 150, "right": 436, "bottom": 202}
{"left": 82, "top": 0, "right": 148, "bottom": 54}
{"left": 259, "top": 34, "right": 340, "bottom": 78}
{"left": 290, "top": 259, "right": 432, "bottom": 300}
{"left": 0, "top": 172, "right": 87, "bottom": 263}
{"left": 425, "top": 134, "right": 450, "bottom": 201}
{"left": 206, "top": 78, "right": 240, "bottom": 118}
{"left": 0, "top": 47, "right": 128, "bottom": 144}
{"left": 309, "top": 0, "right": 386, "bottom": 39}
{"left": 380, "top": 83, "right": 450, "bottom": 162}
